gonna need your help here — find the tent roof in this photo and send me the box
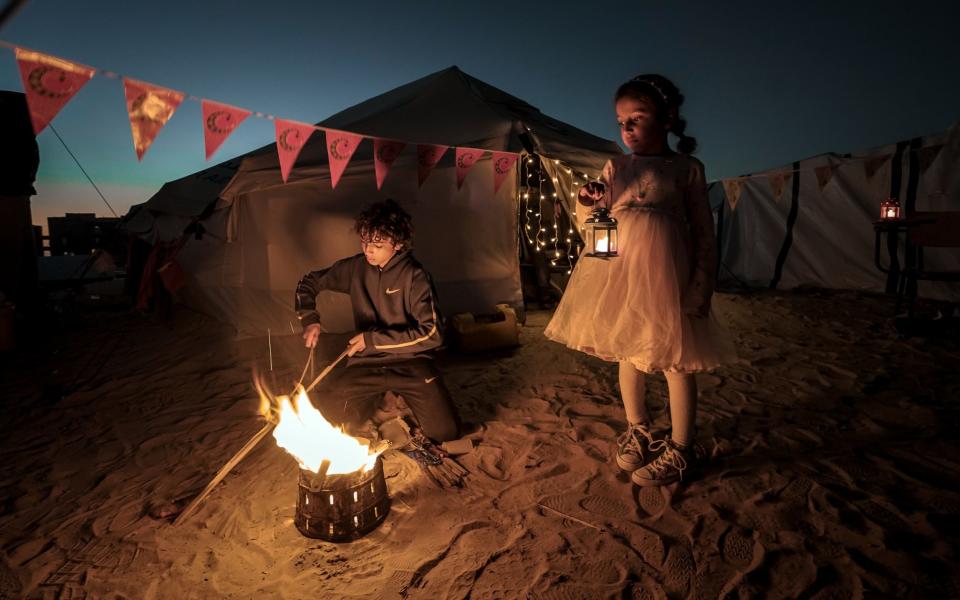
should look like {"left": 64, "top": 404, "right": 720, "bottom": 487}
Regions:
{"left": 123, "top": 66, "right": 621, "bottom": 225}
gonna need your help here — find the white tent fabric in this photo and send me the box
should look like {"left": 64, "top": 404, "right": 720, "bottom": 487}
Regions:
{"left": 122, "top": 67, "right": 622, "bottom": 337}
{"left": 710, "top": 122, "right": 960, "bottom": 300}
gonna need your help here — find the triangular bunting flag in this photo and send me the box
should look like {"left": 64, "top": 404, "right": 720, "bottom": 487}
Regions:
{"left": 917, "top": 144, "right": 944, "bottom": 174}
{"left": 863, "top": 154, "right": 891, "bottom": 180}
{"left": 417, "top": 144, "right": 448, "bottom": 187}
{"left": 492, "top": 151, "right": 519, "bottom": 193}
{"left": 15, "top": 47, "right": 95, "bottom": 135}
{"left": 274, "top": 119, "right": 316, "bottom": 183}
{"left": 202, "top": 100, "right": 251, "bottom": 160}
{"left": 123, "top": 78, "right": 185, "bottom": 161}
{"left": 814, "top": 165, "right": 836, "bottom": 191}
{"left": 768, "top": 172, "right": 792, "bottom": 202}
{"left": 324, "top": 129, "right": 363, "bottom": 189}
{"left": 455, "top": 147, "right": 485, "bottom": 190}
{"left": 722, "top": 178, "right": 743, "bottom": 211}
{"left": 373, "top": 139, "right": 406, "bottom": 190}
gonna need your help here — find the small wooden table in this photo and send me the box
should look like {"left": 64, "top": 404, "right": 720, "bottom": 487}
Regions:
{"left": 873, "top": 216, "right": 936, "bottom": 294}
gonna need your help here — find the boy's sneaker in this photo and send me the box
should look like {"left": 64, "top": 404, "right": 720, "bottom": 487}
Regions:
{"left": 616, "top": 422, "right": 655, "bottom": 471}
{"left": 630, "top": 438, "right": 698, "bottom": 487}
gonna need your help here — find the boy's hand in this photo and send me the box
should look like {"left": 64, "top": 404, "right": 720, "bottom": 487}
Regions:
{"left": 303, "top": 324, "right": 321, "bottom": 348}
{"left": 346, "top": 333, "right": 366, "bottom": 356}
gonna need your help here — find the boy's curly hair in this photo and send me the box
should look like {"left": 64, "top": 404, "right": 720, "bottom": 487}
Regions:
{"left": 354, "top": 199, "right": 414, "bottom": 249}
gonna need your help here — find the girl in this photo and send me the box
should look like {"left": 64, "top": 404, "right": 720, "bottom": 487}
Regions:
{"left": 544, "top": 74, "right": 735, "bottom": 486}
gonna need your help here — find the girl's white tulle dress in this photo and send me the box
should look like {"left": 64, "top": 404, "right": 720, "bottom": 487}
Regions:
{"left": 545, "top": 153, "right": 736, "bottom": 373}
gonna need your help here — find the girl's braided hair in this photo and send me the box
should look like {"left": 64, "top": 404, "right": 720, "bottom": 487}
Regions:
{"left": 615, "top": 74, "right": 697, "bottom": 155}
{"left": 355, "top": 198, "right": 414, "bottom": 249}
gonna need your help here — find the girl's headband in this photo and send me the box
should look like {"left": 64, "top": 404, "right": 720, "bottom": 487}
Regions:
{"left": 629, "top": 77, "right": 671, "bottom": 108}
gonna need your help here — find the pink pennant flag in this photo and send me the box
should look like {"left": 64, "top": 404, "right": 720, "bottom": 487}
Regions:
{"left": 417, "top": 144, "right": 449, "bottom": 187}
{"left": 274, "top": 119, "right": 316, "bottom": 183}
{"left": 455, "top": 147, "right": 485, "bottom": 190}
{"left": 373, "top": 139, "right": 406, "bottom": 190}
{"left": 492, "top": 151, "right": 519, "bottom": 193}
{"left": 324, "top": 129, "right": 363, "bottom": 189}
{"left": 123, "top": 78, "right": 185, "bottom": 161}
{"left": 202, "top": 100, "right": 251, "bottom": 160}
{"left": 15, "top": 47, "right": 95, "bottom": 135}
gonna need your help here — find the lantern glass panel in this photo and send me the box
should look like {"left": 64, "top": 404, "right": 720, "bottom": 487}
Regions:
{"left": 595, "top": 229, "right": 609, "bottom": 254}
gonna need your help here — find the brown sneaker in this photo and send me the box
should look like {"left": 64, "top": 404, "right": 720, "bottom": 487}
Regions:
{"left": 616, "top": 422, "right": 655, "bottom": 472}
{"left": 630, "top": 438, "right": 697, "bottom": 486}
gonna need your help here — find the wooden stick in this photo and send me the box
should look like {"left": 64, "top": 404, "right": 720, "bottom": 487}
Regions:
{"left": 304, "top": 349, "right": 349, "bottom": 393}
{"left": 315, "top": 459, "right": 331, "bottom": 489}
{"left": 537, "top": 503, "right": 606, "bottom": 533}
{"left": 173, "top": 348, "right": 348, "bottom": 526}
{"left": 173, "top": 421, "right": 275, "bottom": 526}
{"left": 267, "top": 328, "right": 273, "bottom": 371}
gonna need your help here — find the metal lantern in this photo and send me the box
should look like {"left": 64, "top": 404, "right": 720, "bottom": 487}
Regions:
{"left": 584, "top": 206, "right": 618, "bottom": 258}
{"left": 880, "top": 197, "right": 901, "bottom": 221}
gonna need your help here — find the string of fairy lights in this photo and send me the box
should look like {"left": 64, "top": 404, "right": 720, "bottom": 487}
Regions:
{"left": 519, "top": 153, "right": 599, "bottom": 275}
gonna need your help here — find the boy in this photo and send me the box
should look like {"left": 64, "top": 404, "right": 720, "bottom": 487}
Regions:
{"left": 295, "top": 199, "right": 461, "bottom": 443}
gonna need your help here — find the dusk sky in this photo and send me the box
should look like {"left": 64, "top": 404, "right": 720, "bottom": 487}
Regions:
{"left": 1, "top": 0, "right": 959, "bottom": 229}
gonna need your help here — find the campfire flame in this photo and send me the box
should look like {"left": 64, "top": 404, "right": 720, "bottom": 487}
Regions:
{"left": 257, "top": 382, "right": 380, "bottom": 475}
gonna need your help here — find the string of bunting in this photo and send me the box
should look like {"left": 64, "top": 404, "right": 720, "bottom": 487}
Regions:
{"left": 1, "top": 40, "right": 521, "bottom": 191}
{"left": 718, "top": 143, "right": 945, "bottom": 211}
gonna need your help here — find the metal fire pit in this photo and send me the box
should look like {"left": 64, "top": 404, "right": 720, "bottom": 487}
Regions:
{"left": 295, "top": 456, "right": 390, "bottom": 542}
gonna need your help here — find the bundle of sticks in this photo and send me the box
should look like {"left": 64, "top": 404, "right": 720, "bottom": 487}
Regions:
{"left": 378, "top": 416, "right": 469, "bottom": 489}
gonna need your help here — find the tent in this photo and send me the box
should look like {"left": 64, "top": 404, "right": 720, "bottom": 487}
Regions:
{"left": 122, "top": 66, "right": 621, "bottom": 337}
{"left": 710, "top": 122, "right": 960, "bottom": 300}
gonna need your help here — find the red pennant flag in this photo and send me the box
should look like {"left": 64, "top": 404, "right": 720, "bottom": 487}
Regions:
{"left": 722, "top": 179, "right": 744, "bottom": 211}
{"left": 417, "top": 144, "right": 448, "bottom": 187}
{"left": 123, "top": 79, "right": 185, "bottom": 161}
{"left": 863, "top": 154, "right": 890, "bottom": 180}
{"left": 767, "top": 172, "right": 792, "bottom": 202}
{"left": 455, "top": 147, "right": 485, "bottom": 190}
{"left": 202, "top": 100, "right": 251, "bottom": 160}
{"left": 917, "top": 144, "right": 944, "bottom": 174}
{"left": 373, "top": 139, "right": 406, "bottom": 190}
{"left": 492, "top": 151, "right": 519, "bottom": 193}
{"left": 15, "top": 47, "right": 95, "bottom": 135}
{"left": 814, "top": 165, "right": 835, "bottom": 191}
{"left": 324, "top": 129, "right": 363, "bottom": 189}
{"left": 274, "top": 119, "right": 316, "bottom": 183}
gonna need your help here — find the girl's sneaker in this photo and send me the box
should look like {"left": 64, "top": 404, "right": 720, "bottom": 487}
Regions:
{"left": 630, "top": 438, "right": 697, "bottom": 487}
{"left": 616, "top": 422, "right": 655, "bottom": 471}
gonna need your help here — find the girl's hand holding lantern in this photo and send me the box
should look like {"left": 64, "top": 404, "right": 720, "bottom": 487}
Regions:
{"left": 578, "top": 181, "right": 605, "bottom": 208}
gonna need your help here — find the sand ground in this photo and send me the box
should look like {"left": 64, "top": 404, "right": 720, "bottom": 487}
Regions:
{"left": 1, "top": 289, "right": 959, "bottom": 599}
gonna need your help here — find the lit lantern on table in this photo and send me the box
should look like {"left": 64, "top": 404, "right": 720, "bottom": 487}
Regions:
{"left": 584, "top": 206, "right": 618, "bottom": 258}
{"left": 880, "top": 197, "right": 901, "bottom": 221}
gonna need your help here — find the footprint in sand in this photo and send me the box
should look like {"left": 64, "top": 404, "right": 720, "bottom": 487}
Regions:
{"left": 628, "top": 580, "right": 664, "bottom": 600}
{"left": 0, "top": 559, "right": 20, "bottom": 599}
{"left": 539, "top": 493, "right": 571, "bottom": 513}
{"left": 478, "top": 448, "right": 507, "bottom": 480}
{"left": 635, "top": 486, "right": 665, "bottom": 517}
{"left": 750, "top": 356, "right": 785, "bottom": 367}
{"left": 719, "top": 526, "right": 755, "bottom": 568}
{"left": 580, "top": 495, "right": 630, "bottom": 520}
{"left": 662, "top": 543, "right": 695, "bottom": 598}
